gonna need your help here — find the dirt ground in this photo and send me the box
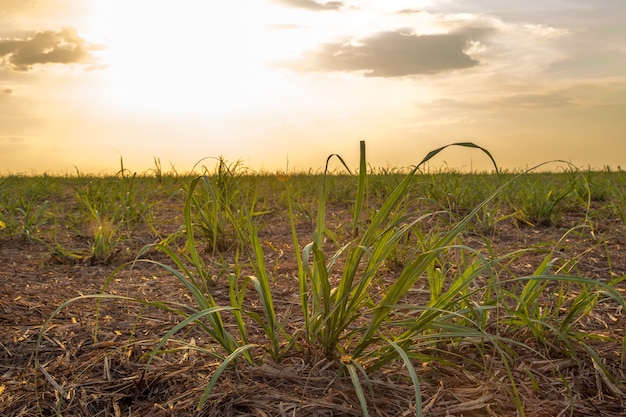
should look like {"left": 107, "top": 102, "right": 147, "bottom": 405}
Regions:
{"left": 1, "top": 201, "right": 625, "bottom": 417}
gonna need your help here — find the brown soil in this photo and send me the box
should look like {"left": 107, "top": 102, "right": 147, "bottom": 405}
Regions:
{"left": 1, "top": 199, "right": 625, "bottom": 417}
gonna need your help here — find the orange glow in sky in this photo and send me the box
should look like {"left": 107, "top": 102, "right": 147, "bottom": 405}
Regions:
{"left": 1, "top": 1, "right": 625, "bottom": 174}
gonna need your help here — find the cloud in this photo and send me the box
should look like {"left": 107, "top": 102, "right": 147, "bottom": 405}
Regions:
{"left": 395, "top": 9, "right": 424, "bottom": 15}
{"left": 273, "top": 0, "right": 344, "bottom": 11}
{"left": 0, "top": 27, "right": 101, "bottom": 71}
{"left": 3, "top": 88, "right": 11, "bottom": 94}
{"left": 279, "top": 28, "right": 488, "bottom": 77}
{"left": 496, "top": 92, "right": 578, "bottom": 109}
{"left": 423, "top": 79, "right": 626, "bottom": 113}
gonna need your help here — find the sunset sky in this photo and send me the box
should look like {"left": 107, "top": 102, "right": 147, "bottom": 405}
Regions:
{"left": 1, "top": 0, "right": 625, "bottom": 174}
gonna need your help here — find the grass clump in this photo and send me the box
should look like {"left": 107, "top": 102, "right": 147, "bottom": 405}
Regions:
{"left": 32, "top": 143, "right": 626, "bottom": 416}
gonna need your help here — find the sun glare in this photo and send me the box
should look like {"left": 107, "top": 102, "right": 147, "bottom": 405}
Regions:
{"left": 90, "top": 1, "right": 292, "bottom": 116}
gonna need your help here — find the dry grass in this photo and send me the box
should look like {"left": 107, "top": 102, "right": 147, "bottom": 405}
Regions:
{"left": 2, "top": 200, "right": 625, "bottom": 416}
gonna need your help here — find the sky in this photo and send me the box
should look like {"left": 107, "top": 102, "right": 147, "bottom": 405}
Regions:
{"left": 1, "top": 0, "right": 625, "bottom": 174}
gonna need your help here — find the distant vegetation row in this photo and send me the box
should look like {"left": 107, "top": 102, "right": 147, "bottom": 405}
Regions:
{"left": 1, "top": 156, "right": 625, "bottom": 261}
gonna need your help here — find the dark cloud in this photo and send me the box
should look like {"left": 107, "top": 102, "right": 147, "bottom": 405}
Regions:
{"left": 273, "top": 0, "right": 344, "bottom": 11}
{"left": 3, "top": 89, "right": 12, "bottom": 94}
{"left": 278, "top": 28, "right": 487, "bottom": 77}
{"left": 0, "top": 27, "right": 101, "bottom": 71}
